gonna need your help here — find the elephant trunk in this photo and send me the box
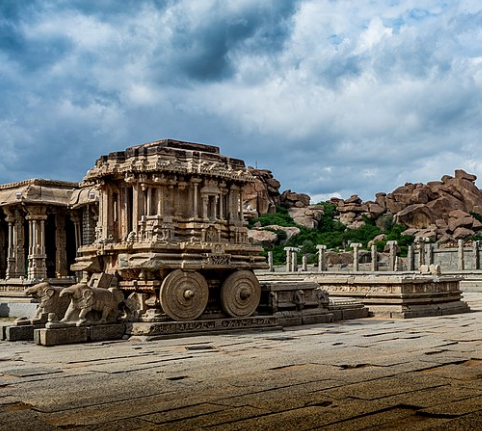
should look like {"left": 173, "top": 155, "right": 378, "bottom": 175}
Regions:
{"left": 25, "top": 282, "right": 49, "bottom": 297}
{"left": 60, "top": 286, "right": 77, "bottom": 297}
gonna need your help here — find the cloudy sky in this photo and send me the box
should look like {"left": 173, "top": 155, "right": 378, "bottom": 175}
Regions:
{"left": 1, "top": 0, "right": 482, "bottom": 202}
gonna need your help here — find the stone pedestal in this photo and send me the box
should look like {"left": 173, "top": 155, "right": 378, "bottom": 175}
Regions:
{"left": 309, "top": 274, "right": 470, "bottom": 318}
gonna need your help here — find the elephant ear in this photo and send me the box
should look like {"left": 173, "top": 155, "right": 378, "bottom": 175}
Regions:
{"left": 46, "top": 288, "right": 55, "bottom": 298}
{"left": 81, "top": 287, "right": 95, "bottom": 308}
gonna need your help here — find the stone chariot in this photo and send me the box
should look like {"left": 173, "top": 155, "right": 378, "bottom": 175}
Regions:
{"left": 72, "top": 139, "right": 267, "bottom": 321}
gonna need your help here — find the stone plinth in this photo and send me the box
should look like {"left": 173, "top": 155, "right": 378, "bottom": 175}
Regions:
{"left": 2, "top": 323, "right": 44, "bottom": 341}
{"left": 307, "top": 274, "right": 470, "bottom": 318}
{"left": 126, "top": 316, "right": 279, "bottom": 340}
{"left": 35, "top": 324, "right": 126, "bottom": 346}
{"left": 257, "top": 279, "right": 369, "bottom": 326}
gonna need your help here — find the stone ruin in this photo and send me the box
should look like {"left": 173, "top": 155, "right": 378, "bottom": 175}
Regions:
{"left": 1, "top": 139, "right": 368, "bottom": 345}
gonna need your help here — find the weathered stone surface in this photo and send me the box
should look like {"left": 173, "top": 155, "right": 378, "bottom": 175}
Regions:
{"left": 126, "top": 317, "right": 278, "bottom": 337}
{"left": 35, "top": 324, "right": 126, "bottom": 346}
{"left": 280, "top": 189, "right": 310, "bottom": 207}
{"left": 247, "top": 229, "right": 279, "bottom": 246}
{"left": 4, "top": 324, "right": 39, "bottom": 341}
{"left": 448, "top": 213, "right": 474, "bottom": 232}
{"left": 345, "top": 194, "right": 363, "bottom": 205}
{"left": 308, "top": 274, "right": 470, "bottom": 318}
{"left": 243, "top": 167, "right": 281, "bottom": 216}
{"left": 248, "top": 225, "right": 301, "bottom": 247}
{"left": 2, "top": 293, "right": 482, "bottom": 429}
{"left": 288, "top": 206, "right": 324, "bottom": 228}
{"left": 395, "top": 204, "right": 434, "bottom": 228}
{"left": 455, "top": 169, "right": 477, "bottom": 182}
{"left": 35, "top": 326, "right": 89, "bottom": 346}
{"left": 330, "top": 170, "right": 482, "bottom": 242}
{"left": 368, "top": 202, "right": 386, "bottom": 217}
{"left": 453, "top": 227, "right": 475, "bottom": 239}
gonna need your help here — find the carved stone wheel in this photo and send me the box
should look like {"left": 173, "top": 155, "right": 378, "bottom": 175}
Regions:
{"left": 220, "top": 270, "right": 261, "bottom": 318}
{"left": 159, "top": 269, "right": 209, "bottom": 321}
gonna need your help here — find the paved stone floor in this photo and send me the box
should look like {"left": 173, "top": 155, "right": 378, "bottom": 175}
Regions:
{"left": 1, "top": 294, "right": 482, "bottom": 430}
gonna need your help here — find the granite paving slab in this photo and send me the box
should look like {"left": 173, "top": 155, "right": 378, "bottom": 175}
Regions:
{"left": 1, "top": 293, "right": 482, "bottom": 429}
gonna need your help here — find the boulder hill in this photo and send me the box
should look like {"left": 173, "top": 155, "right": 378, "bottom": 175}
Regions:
{"left": 243, "top": 168, "right": 482, "bottom": 243}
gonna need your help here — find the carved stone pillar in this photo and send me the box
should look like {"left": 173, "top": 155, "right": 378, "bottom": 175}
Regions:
{"left": 352, "top": 243, "right": 362, "bottom": 272}
{"left": 268, "top": 251, "right": 274, "bottom": 272}
{"left": 0, "top": 221, "right": 5, "bottom": 278}
{"left": 458, "top": 239, "right": 465, "bottom": 270}
{"left": 202, "top": 195, "right": 209, "bottom": 221}
{"left": 146, "top": 186, "right": 153, "bottom": 216}
{"left": 284, "top": 247, "right": 292, "bottom": 272}
{"left": 4, "top": 208, "right": 26, "bottom": 278}
{"left": 316, "top": 244, "right": 327, "bottom": 272}
{"left": 370, "top": 244, "right": 378, "bottom": 272}
{"left": 26, "top": 206, "right": 47, "bottom": 280}
{"left": 220, "top": 189, "right": 228, "bottom": 221}
{"left": 406, "top": 245, "right": 414, "bottom": 271}
{"left": 214, "top": 195, "right": 219, "bottom": 221}
{"left": 191, "top": 178, "right": 201, "bottom": 219}
{"left": 70, "top": 213, "right": 81, "bottom": 252}
{"left": 425, "top": 242, "right": 433, "bottom": 266}
{"left": 387, "top": 240, "right": 398, "bottom": 271}
{"left": 473, "top": 241, "right": 480, "bottom": 270}
{"left": 55, "top": 212, "right": 68, "bottom": 277}
{"left": 228, "top": 185, "right": 240, "bottom": 223}
{"left": 131, "top": 182, "right": 139, "bottom": 234}
{"left": 239, "top": 189, "right": 244, "bottom": 221}
{"left": 415, "top": 237, "right": 424, "bottom": 269}
{"left": 5, "top": 210, "right": 16, "bottom": 278}
{"left": 291, "top": 251, "right": 297, "bottom": 272}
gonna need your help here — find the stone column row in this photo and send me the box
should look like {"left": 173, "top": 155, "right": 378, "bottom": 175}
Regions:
{"left": 3, "top": 206, "right": 73, "bottom": 280}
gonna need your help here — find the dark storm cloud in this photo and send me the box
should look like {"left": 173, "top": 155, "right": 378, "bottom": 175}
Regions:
{"left": 155, "top": 1, "right": 300, "bottom": 83}
{"left": 1, "top": 0, "right": 482, "bottom": 202}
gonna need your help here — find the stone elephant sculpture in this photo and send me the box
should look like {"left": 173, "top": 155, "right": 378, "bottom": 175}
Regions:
{"left": 60, "top": 283, "right": 124, "bottom": 325}
{"left": 25, "top": 282, "right": 71, "bottom": 324}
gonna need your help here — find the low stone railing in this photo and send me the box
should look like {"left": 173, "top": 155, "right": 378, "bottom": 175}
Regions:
{"left": 266, "top": 239, "right": 482, "bottom": 274}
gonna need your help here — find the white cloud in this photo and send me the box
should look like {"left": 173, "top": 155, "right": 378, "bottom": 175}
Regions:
{"left": 1, "top": 0, "right": 482, "bottom": 201}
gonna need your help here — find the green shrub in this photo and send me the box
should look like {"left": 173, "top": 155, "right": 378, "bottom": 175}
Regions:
{"left": 252, "top": 202, "right": 414, "bottom": 264}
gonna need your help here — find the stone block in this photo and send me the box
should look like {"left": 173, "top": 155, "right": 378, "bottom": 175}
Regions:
{"left": 89, "top": 324, "right": 126, "bottom": 341}
{"left": 35, "top": 327, "right": 89, "bottom": 346}
{"left": 302, "top": 313, "right": 334, "bottom": 325}
{"left": 341, "top": 307, "right": 370, "bottom": 320}
{"left": 4, "top": 324, "right": 38, "bottom": 341}
{"left": 276, "top": 312, "right": 303, "bottom": 327}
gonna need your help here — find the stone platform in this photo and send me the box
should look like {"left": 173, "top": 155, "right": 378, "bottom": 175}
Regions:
{"left": 258, "top": 279, "right": 369, "bottom": 326}
{"left": 126, "top": 316, "right": 280, "bottom": 340}
{"left": 2, "top": 294, "right": 482, "bottom": 430}
{"left": 306, "top": 273, "right": 470, "bottom": 318}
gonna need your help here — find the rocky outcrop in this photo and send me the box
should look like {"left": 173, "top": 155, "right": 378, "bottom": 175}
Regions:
{"left": 243, "top": 167, "right": 281, "bottom": 217}
{"left": 243, "top": 168, "right": 324, "bottom": 230}
{"left": 336, "top": 195, "right": 368, "bottom": 227}
{"left": 246, "top": 167, "right": 482, "bottom": 244}
{"left": 288, "top": 205, "right": 325, "bottom": 229}
{"left": 337, "top": 170, "right": 482, "bottom": 242}
{"left": 248, "top": 225, "right": 301, "bottom": 248}
{"left": 280, "top": 190, "right": 311, "bottom": 208}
